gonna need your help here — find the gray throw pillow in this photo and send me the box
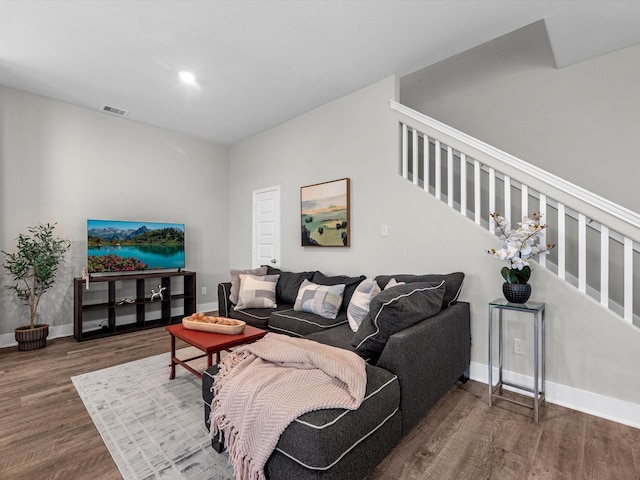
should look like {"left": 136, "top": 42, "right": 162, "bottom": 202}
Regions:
{"left": 352, "top": 281, "right": 445, "bottom": 358}
{"left": 266, "top": 266, "right": 316, "bottom": 304}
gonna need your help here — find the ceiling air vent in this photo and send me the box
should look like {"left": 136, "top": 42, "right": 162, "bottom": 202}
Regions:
{"left": 101, "top": 105, "right": 128, "bottom": 117}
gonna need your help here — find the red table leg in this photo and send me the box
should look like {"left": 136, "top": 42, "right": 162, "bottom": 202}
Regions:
{"left": 169, "top": 334, "right": 176, "bottom": 379}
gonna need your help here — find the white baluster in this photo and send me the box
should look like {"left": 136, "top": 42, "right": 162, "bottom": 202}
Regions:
{"left": 412, "top": 129, "right": 419, "bottom": 186}
{"left": 460, "top": 153, "right": 467, "bottom": 216}
{"left": 474, "top": 160, "right": 481, "bottom": 225}
{"left": 578, "top": 214, "right": 586, "bottom": 293}
{"left": 522, "top": 184, "right": 529, "bottom": 216}
{"left": 423, "top": 135, "right": 430, "bottom": 194}
{"left": 600, "top": 225, "right": 609, "bottom": 308}
{"left": 539, "top": 194, "right": 547, "bottom": 268}
{"left": 402, "top": 123, "right": 408, "bottom": 179}
{"left": 435, "top": 140, "right": 441, "bottom": 200}
{"left": 447, "top": 146, "right": 454, "bottom": 207}
{"left": 558, "top": 203, "right": 566, "bottom": 280}
{"left": 624, "top": 237, "right": 633, "bottom": 323}
{"left": 489, "top": 168, "right": 496, "bottom": 234}
{"left": 504, "top": 175, "right": 511, "bottom": 222}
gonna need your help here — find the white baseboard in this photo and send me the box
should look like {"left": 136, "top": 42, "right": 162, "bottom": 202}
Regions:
{"left": 470, "top": 361, "right": 640, "bottom": 429}
{"left": 0, "top": 302, "right": 219, "bottom": 349}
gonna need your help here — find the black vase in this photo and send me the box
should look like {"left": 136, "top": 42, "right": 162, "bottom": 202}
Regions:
{"left": 502, "top": 283, "right": 532, "bottom": 304}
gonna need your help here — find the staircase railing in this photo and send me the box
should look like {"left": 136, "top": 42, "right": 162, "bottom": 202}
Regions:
{"left": 391, "top": 100, "right": 640, "bottom": 326}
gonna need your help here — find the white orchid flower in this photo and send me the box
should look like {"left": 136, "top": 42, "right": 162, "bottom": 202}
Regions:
{"left": 488, "top": 212, "right": 556, "bottom": 271}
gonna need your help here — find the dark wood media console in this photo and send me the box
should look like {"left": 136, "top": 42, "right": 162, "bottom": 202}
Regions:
{"left": 73, "top": 270, "right": 196, "bottom": 341}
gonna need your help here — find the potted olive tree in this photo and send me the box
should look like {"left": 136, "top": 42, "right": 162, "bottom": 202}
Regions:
{"left": 2, "top": 223, "right": 70, "bottom": 350}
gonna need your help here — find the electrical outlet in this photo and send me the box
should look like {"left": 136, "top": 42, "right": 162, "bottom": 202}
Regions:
{"left": 514, "top": 338, "right": 525, "bottom": 355}
{"left": 201, "top": 286, "right": 207, "bottom": 295}
{"left": 381, "top": 224, "right": 389, "bottom": 237}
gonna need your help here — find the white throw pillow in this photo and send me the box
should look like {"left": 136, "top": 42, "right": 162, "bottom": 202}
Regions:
{"left": 294, "top": 279, "right": 345, "bottom": 319}
{"left": 347, "top": 278, "right": 381, "bottom": 332}
{"left": 229, "top": 266, "right": 268, "bottom": 304}
{"left": 234, "top": 274, "right": 279, "bottom": 310}
{"left": 384, "top": 278, "right": 406, "bottom": 290}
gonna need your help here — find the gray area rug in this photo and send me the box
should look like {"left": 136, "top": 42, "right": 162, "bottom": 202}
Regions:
{"left": 72, "top": 350, "right": 235, "bottom": 480}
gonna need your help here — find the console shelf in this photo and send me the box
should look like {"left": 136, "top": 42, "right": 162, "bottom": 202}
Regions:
{"left": 73, "top": 270, "right": 196, "bottom": 341}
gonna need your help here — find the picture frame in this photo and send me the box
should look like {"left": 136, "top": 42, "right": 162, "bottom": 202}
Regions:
{"left": 300, "top": 178, "right": 350, "bottom": 247}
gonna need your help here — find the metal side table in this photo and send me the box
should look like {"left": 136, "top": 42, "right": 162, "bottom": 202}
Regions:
{"left": 488, "top": 298, "right": 546, "bottom": 422}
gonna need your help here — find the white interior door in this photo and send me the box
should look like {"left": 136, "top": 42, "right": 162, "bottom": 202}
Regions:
{"left": 252, "top": 186, "right": 281, "bottom": 268}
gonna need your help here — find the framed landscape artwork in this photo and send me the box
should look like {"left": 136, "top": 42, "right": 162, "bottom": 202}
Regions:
{"left": 301, "top": 178, "right": 350, "bottom": 247}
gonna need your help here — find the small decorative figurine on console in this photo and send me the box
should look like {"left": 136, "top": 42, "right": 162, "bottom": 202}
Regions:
{"left": 81, "top": 267, "right": 90, "bottom": 290}
{"left": 150, "top": 284, "right": 167, "bottom": 301}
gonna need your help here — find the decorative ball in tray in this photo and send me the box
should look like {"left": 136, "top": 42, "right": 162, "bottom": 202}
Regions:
{"left": 182, "top": 312, "right": 246, "bottom": 334}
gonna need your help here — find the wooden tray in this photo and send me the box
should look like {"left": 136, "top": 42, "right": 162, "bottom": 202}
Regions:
{"left": 182, "top": 317, "right": 246, "bottom": 335}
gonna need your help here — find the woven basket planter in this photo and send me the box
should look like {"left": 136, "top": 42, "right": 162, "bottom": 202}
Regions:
{"left": 15, "top": 324, "right": 49, "bottom": 351}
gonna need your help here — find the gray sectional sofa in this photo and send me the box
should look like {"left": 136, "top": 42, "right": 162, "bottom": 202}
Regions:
{"left": 202, "top": 266, "right": 471, "bottom": 480}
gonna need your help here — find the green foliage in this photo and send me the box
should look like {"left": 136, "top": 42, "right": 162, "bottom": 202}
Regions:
{"left": 2, "top": 223, "right": 71, "bottom": 328}
{"left": 501, "top": 265, "right": 531, "bottom": 284}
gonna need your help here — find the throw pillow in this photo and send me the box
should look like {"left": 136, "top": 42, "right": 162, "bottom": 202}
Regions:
{"left": 383, "top": 278, "right": 405, "bottom": 290}
{"left": 375, "top": 272, "right": 464, "bottom": 308}
{"left": 265, "top": 266, "right": 316, "bottom": 305}
{"left": 229, "top": 266, "right": 267, "bottom": 304}
{"left": 352, "top": 281, "right": 445, "bottom": 358}
{"left": 234, "top": 274, "right": 280, "bottom": 310}
{"left": 311, "top": 272, "right": 366, "bottom": 313}
{"left": 347, "top": 278, "right": 381, "bottom": 332}
{"left": 294, "top": 279, "right": 346, "bottom": 319}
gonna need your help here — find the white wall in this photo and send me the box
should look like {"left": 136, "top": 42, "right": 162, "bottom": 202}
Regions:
{"left": 399, "top": 21, "right": 640, "bottom": 414}
{"left": 228, "top": 75, "right": 640, "bottom": 426}
{"left": 401, "top": 20, "right": 640, "bottom": 214}
{"left": 228, "top": 76, "right": 401, "bottom": 276}
{"left": 0, "top": 86, "right": 229, "bottom": 344}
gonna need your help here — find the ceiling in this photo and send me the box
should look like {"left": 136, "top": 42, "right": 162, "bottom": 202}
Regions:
{"left": 2, "top": 1, "right": 640, "bottom": 146}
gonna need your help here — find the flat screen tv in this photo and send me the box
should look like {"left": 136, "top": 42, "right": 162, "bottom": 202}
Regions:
{"left": 87, "top": 219, "right": 185, "bottom": 273}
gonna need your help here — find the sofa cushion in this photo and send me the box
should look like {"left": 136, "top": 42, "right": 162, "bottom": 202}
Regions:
{"left": 375, "top": 272, "right": 464, "bottom": 308}
{"left": 266, "top": 266, "right": 316, "bottom": 304}
{"left": 347, "top": 278, "right": 381, "bottom": 332}
{"left": 269, "top": 309, "right": 348, "bottom": 337}
{"left": 229, "top": 266, "right": 267, "bottom": 304}
{"left": 304, "top": 323, "right": 359, "bottom": 354}
{"left": 229, "top": 304, "right": 291, "bottom": 330}
{"left": 311, "top": 272, "right": 366, "bottom": 312}
{"left": 352, "top": 281, "right": 445, "bottom": 358}
{"left": 234, "top": 274, "right": 280, "bottom": 310}
{"left": 274, "top": 363, "right": 400, "bottom": 471}
{"left": 294, "top": 280, "right": 345, "bottom": 319}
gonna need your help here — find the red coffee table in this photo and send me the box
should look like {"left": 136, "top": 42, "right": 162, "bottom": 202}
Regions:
{"left": 165, "top": 323, "right": 267, "bottom": 379}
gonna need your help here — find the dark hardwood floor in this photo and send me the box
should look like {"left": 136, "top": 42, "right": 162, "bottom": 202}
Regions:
{"left": 1, "top": 328, "right": 638, "bottom": 480}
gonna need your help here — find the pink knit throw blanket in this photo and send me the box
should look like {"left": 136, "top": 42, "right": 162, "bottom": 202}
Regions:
{"left": 209, "top": 333, "right": 367, "bottom": 480}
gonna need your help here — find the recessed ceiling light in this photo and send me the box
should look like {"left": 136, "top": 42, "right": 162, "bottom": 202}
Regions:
{"left": 178, "top": 71, "right": 196, "bottom": 85}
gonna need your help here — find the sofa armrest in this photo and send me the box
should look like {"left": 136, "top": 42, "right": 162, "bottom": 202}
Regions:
{"left": 375, "top": 301, "right": 471, "bottom": 436}
{"left": 217, "top": 282, "right": 232, "bottom": 317}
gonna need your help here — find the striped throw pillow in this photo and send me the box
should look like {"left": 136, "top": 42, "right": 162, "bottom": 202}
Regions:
{"left": 347, "top": 278, "right": 381, "bottom": 332}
